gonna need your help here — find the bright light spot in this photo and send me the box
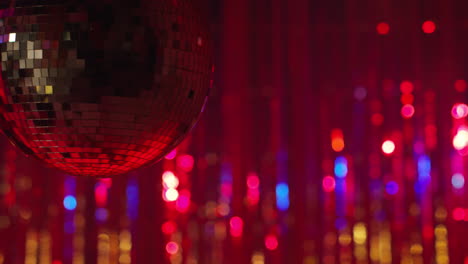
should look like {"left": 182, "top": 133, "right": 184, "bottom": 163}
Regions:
{"left": 453, "top": 207, "right": 465, "bottom": 221}
{"left": 400, "top": 81, "right": 414, "bottom": 94}
{"left": 165, "top": 242, "right": 179, "bottom": 255}
{"left": 400, "top": 93, "right": 414, "bottom": 104}
{"left": 385, "top": 181, "right": 399, "bottom": 195}
{"left": 163, "top": 188, "right": 179, "bottom": 202}
{"left": 453, "top": 127, "right": 468, "bottom": 150}
{"left": 455, "top": 80, "right": 467, "bottom": 92}
{"left": 276, "top": 183, "right": 290, "bottom": 210}
{"left": 353, "top": 223, "right": 367, "bottom": 245}
{"left": 94, "top": 183, "right": 107, "bottom": 207}
{"left": 381, "top": 140, "right": 396, "bottom": 155}
{"left": 322, "top": 176, "right": 336, "bottom": 192}
{"left": 162, "top": 221, "right": 177, "bottom": 235}
{"left": 162, "top": 171, "right": 179, "bottom": 189}
{"left": 376, "top": 22, "right": 390, "bottom": 35}
{"left": 229, "top": 216, "right": 243, "bottom": 237}
{"left": 177, "top": 154, "right": 194, "bottom": 172}
{"left": 452, "top": 103, "right": 468, "bottom": 119}
{"left": 8, "top": 33, "right": 15, "bottom": 42}
{"left": 247, "top": 173, "right": 260, "bottom": 189}
{"left": 331, "top": 129, "right": 345, "bottom": 152}
{"left": 401, "top": 104, "right": 415, "bottom": 118}
{"left": 422, "top": 20, "right": 436, "bottom": 34}
{"left": 63, "top": 195, "right": 77, "bottom": 210}
{"left": 265, "top": 235, "right": 278, "bottom": 250}
{"left": 175, "top": 190, "right": 190, "bottom": 212}
{"left": 452, "top": 173, "right": 465, "bottom": 189}
{"left": 354, "top": 86, "right": 367, "bottom": 101}
{"left": 334, "top": 156, "right": 348, "bottom": 178}
{"left": 165, "top": 149, "right": 177, "bottom": 160}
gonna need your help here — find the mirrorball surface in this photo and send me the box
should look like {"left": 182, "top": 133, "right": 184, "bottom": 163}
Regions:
{"left": 0, "top": 0, "right": 212, "bottom": 177}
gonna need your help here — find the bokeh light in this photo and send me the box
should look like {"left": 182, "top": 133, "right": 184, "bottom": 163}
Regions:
{"left": 322, "top": 176, "right": 336, "bottom": 192}
{"left": 400, "top": 81, "right": 414, "bottom": 94}
{"left": 163, "top": 188, "right": 179, "bottom": 202}
{"left": 376, "top": 22, "right": 390, "bottom": 35}
{"left": 63, "top": 195, "right": 77, "bottom": 211}
{"left": 276, "top": 183, "right": 290, "bottom": 211}
{"left": 177, "top": 154, "right": 195, "bottom": 172}
{"left": 381, "top": 140, "right": 396, "bottom": 155}
{"left": 334, "top": 156, "right": 348, "bottom": 178}
{"left": 265, "top": 235, "right": 278, "bottom": 251}
{"left": 453, "top": 208, "right": 465, "bottom": 221}
{"left": 422, "top": 20, "right": 436, "bottom": 34}
{"left": 401, "top": 104, "right": 415, "bottom": 118}
{"left": 455, "top": 80, "right": 467, "bottom": 92}
{"left": 230, "top": 216, "right": 244, "bottom": 237}
{"left": 165, "top": 242, "right": 179, "bottom": 255}
{"left": 452, "top": 173, "right": 465, "bottom": 189}
{"left": 162, "top": 221, "right": 177, "bottom": 235}
{"left": 385, "top": 181, "right": 399, "bottom": 195}
{"left": 453, "top": 127, "right": 468, "bottom": 150}
{"left": 162, "top": 171, "right": 179, "bottom": 189}
{"left": 331, "top": 129, "right": 345, "bottom": 152}
{"left": 451, "top": 103, "right": 468, "bottom": 119}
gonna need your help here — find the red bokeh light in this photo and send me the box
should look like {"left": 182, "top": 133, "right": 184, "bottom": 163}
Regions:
{"left": 162, "top": 221, "right": 177, "bottom": 235}
{"left": 177, "top": 154, "right": 195, "bottom": 172}
{"left": 265, "top": 235, "right": 278, "bottom": 251}
{"left": 371, "top": 113, "right": 384, "bottom": 126}
{"left": 451, "top": 103, "right": 468, "bottom": 119}
{"left": 322, "top": 176, "right": 336, "bottom": 192}
{"left": 94, "top": 183, "right": 107, "bottom": 207}
{"left": 376, "top": 22, "right": 390, "bottom": 35}
{"left": 165, "top": 149, "right": 177, "bottom": 160}
{"left": 422, "top": 20, "right": 436, "bottom": 34}
{"left": 166, "top": 242, "right": 179, "bottom": 255}
{"left": 455, "top": 80, "right": 467, "bottom": 92}
{"left": 229, "top": 216, "right": 244, "bottom": 237}
{"left": 247, "top": 173, "right": 260, "bottom": 189}
{"left": 175, "top": 190, "right": 191, "bottom": 212}
{"left": 400, "top": 93, "right": 414, "bottom": 105}
{"left": 382, "top": 140, "right": 396, "bottom": 155}
{"left": 400, "top": 81, "right": 414, "bottom": 94}
{"left": 401, "top": 104, "right": 415, "bottom": 119}
{"left": 331, "top": 129, "right": 345, "bottom": 152}
{"left": 453, "top": 207, "right": 465, "bottom": 221}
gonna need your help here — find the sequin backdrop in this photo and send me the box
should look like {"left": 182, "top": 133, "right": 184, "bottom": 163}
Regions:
{"left": 2, "top": 0, "right": 468, "bottom": 263}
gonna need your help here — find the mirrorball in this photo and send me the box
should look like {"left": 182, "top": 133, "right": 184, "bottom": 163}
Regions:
{"left": 0, "top": 0, "right": 212, "bottom": 177}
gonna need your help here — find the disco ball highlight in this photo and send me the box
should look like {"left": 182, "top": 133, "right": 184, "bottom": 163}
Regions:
{"left": 0, "top": 0, "right": 212, "bottom": 177}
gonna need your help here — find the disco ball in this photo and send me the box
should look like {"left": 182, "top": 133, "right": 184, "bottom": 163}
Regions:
{"left": 0, "top": 0, "right": 212, "bottom": 177}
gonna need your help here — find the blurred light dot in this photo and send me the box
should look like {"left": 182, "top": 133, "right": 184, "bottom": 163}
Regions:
{"left": 401, "top": 104, "right": 415, "bottom": 118}
{"left": 322, "top": 176, "right": 336, "bottom": 192}
{"left": 95, "top": 208, "right": 108, "bottom": 221}
{"left": 452, "top": 103, "right": 468, "bottom": 119}
{"left": 175, "top": 190, "right": 191, "bottom": 212}
{"left": 354, "top": 86, "right": 367, "bottom": 101}
{"left": 8, "top": 33, "right": 15, "bottom": 42}
{"left": 382, "top": 140, "right": 396, "bottom": 155}
{"left": 265, "top": 235, "right": 278, "bottom": 251}
{"left": 455, "top": 80, "right": 467, "bottom": 92}
{"left": 422, "top": 20, "right": 436, "bottom": 34}
{"left": 400, "top": 81, "right": 414, "bottom": 94}
{"left": 453, "top": 128, "right": 468, "bottom": 150}
{"left": 452, "top": 173, "right": 465, "bottom": 189}
{"left": 453, "top": 207, "right": 465, "bottom": 221}
{"left": 63, "top": 195, "right": 77, "bottom": 210}
{"left": 276, "top": 183, "right": 290, "bottom": 210}
{"left": 165, "top": 242, "right": 179, "bottom": 255}
{"left": 400, "top": 93, "right": 414, "bottom": 104}
{"left": 331, "top": 129, "right": 345, "bottom": 152}
{"left": 334, "top": 156, "right": 348, "bottom": 178}
{"left": 177, "top": 154, "right": 194, "bottom": 172}
{"left": 385, "top": 181, "right": 399, "bottom": 195}
{"left": 165, "top": 149, "right": 177, "bottom": 160}
{"left": 162, "top": 171, "right": 179, "bottom": 189}
{"left": 371, "top": 113, "right": 384, "bottom": 126}
{"left": 229, "top": 216, "right": 243, "bottom": 237}
{"left": 162, "top": 221, "right": 177, "bottom": 235}
{"left": 247, "top": 173, "right": 260, "bottom": 189}
{"left": 376, "top": 22, "right": 390, "bottom": 35}
{"left": 163, "top": 188, "right": 179, "bottom": 202}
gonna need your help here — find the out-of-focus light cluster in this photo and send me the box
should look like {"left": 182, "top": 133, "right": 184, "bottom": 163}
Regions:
{"left": 400, "top": 81, "right": 415, "bottom": 119}
{"left": 163, "top": 171, "right": 180, "bottom": 202}
{"left": 453, "top": 126, "right": 468, "bottom": 152}
{"left": 229, "top": 216, "right": 243, "bottom": 238}
{"left": 246, "top": 172, "right": 260, "bottom": 206}
{"left": 451, "top": 103, "right": 468, "bottom": 119}
{"left": 322, "top": 175, "right": 336, "bottom": 192}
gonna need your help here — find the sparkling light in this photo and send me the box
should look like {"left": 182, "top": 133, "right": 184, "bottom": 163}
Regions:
{"left": 322, "top": 176, "right": 336, "bottom": 192}
{"left": 381, "top": 140, "right": 395, "bottom": 155}
{"left": 63, "top": 195, "right": 77, "bottom": 211}
{"left": 452, "top": 173, "right": 465, "bottom": 189}
{"left": 422, "top": 20, "right": 436, "bottom": 34}
{"left": 376, "top": 22, "right": 390, "bottom": 35}
{"left": 334, "top": 156, "right": 348, "bottom": 178}
{"left": 451, "top": 103, "right": 468, "bottom": 119}
{"left": 162, "top": 171, "right": 179, "bottom": 189}
{"left": 401, "top": 104, "right": 415, "bottom": 118}
{"left": 265, "top": 235, "right": 278, "bottom": 251}
{"left": 163, "top": 188, "right": 179, "bottom": 202}
{"left": 165, "top": 242, "right": 179, "bottom": 255}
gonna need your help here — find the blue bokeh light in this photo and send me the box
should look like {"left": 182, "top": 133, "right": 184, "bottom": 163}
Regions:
{"left": 385, "top": 181, "right": 399, "bottom": 195}
{"left": 452, "top": 173, "right": 465, "bottom": 189}
{"left": 276, "top": 183, "right": 290, "bottom": 211}
{"left": 63, "top": 195, "right": 77, "bottom": 211}
{"left": 334, "top": 156, "right": 348, "bottom": 178}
